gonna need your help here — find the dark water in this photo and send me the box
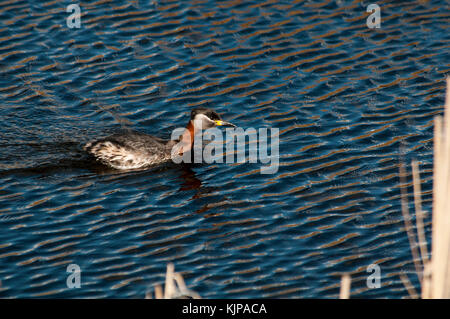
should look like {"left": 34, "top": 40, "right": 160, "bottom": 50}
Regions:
{"left": 0, "top": 0, "right": 449, "bottom": 298}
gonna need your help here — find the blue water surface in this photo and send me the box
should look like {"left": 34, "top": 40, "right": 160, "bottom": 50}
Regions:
{"left": 0, "top": 0, "right": 449, "bottom": 298}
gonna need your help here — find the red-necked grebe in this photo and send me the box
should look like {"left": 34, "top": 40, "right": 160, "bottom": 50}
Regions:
{"left": 83, "top": 108, "right": 235, "bottom": 170}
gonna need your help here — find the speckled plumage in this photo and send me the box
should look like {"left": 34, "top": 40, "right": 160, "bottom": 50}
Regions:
{"left": 84, "top": 132, "right": 176, "bottom": 169}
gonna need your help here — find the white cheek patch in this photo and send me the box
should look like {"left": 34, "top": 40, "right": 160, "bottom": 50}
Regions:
{"left": 193, "top": 113, "right": 215, "bottom": 130}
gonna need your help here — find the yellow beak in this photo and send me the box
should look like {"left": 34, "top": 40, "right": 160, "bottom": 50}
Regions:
{"left": 214, "top": 120, "right": 236, "bottom": 127}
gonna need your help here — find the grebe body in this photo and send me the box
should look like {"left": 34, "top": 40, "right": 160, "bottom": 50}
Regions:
{"left": 84, "top": 108, "right": 235, "bottom": 170}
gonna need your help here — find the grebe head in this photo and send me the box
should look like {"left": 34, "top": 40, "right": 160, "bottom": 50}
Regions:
{"left": 174, "top": 108, "right": 236, "bottom": 157}
{"left": 190, "top": 108, "right": 236, "bottom": 130}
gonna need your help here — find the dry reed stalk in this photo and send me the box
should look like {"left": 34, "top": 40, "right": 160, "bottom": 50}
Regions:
{"left": 147, "top": 263, "right": 201, "bottom": 299}
{"left": 421, "top": 262, "right": 432, "bottom": 299}
{"left": 339, "top": 274, "right": 351, "bottom": 299}
{"left": 399, "top": 162, "right": 423, "bottom": 283}
{"left": 410, "top": 160, "right": 432, "bottom": 298}
{"left": 430, "top": 77, "right": 450, "bottom": 298}
{"left": 411, "top": 160, "right": 428, "bottom": 265}
{"left": 399, "top": 273, "right": 419, "bottom": 299}
{"left": 155, "top": 284, "right": 163, "bottom": 299}
{"left": 164, "top": 263, "right": 176, "bottom": 299}
{"left": 399, "top": 78, "right": 450, "bottom": 299}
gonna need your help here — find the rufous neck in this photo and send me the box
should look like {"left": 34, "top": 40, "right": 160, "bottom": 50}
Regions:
{"left": 176, "top": 120, "right": 196, "bottom": 155}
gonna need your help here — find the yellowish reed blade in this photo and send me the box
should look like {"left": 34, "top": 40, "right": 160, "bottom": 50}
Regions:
{"left": 399, "top": 162, "right": 422, "bottom": 282}
{"left": 412, "top": 160, "right": 428, "bottom": 264}
{"left": 164, "top": 263, "right": 175, "bottom": 299}
{"left": 339, "top": 274, "right": 351, "bottom": 299}
{"left": 430, "top": 77, "right": 450, "bottom": 298}
{"left": 400, "top": 273, "right": 419, "bottom": 299}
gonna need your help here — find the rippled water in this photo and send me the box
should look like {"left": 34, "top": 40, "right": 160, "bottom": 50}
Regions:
{"left": 0, "top": 0, "right": 449, "bottom": 298}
